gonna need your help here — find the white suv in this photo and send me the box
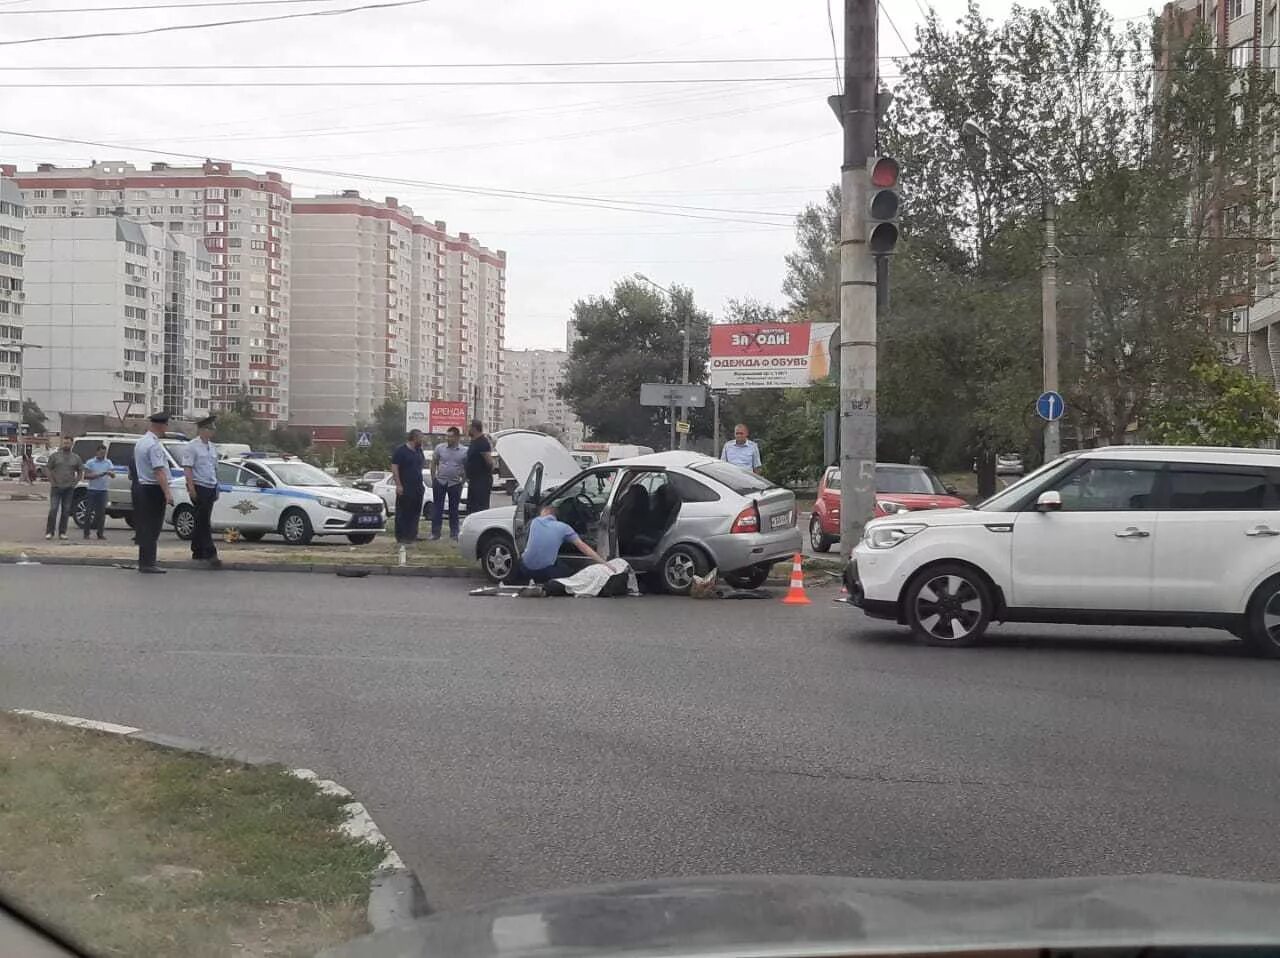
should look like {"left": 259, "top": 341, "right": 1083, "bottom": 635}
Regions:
{"left": 845, "top": 446, "right": 1280, "bottom": 656}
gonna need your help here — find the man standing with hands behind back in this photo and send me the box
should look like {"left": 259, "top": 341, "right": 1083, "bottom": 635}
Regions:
{"left": 465, "top": 419, "right": 494, "bottom": 514}
{"left": 133, "top": 411, "right": 174, "bottom": 574}
{"left": 721, "top": 423, "right": 763, "bottom": 475}
{"left": 182, "top": 415, "right": 222, "bottom": 569}
{"left": 390, "top": 429, "right": 426, "bottom": 544}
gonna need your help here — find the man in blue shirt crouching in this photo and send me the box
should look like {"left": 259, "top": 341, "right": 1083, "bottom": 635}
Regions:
{"left": 511, "top": 504, "right": 608, "bottom": 583}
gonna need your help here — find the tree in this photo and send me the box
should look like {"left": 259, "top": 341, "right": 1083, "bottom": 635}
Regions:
{"left": 21, "top": 398, "right": 46, "bottom": 435}
{"left": 560, "top": 278, "right": 711, "bottom": 450}
{"left": 1147, "top": 360, "right": 1280, "bottom": 447}
{"left": 782, "top": 186, "right": 840, "bottom": 323}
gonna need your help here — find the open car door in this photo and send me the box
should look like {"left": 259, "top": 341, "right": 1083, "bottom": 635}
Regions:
{"left": 512, "top": 461, "right": 544, "bottom": 554}
{"left": 601, "top": 468, "right": 682, "bottom": 566}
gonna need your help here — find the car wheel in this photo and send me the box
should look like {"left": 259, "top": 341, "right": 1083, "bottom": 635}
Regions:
{"left": 479, "top": 533, "right": 515, "bottom": 583}
{"left": 239, "top": 531, "right": 265, "bottom": 542}
{"left": 809, "top": 515, "right": 835, "bottom": 553}
{"left": 723, "top": 563, "right": 771, "bottom": 590}
{"left": 123, "top": 513, "right": 136, "bottom": 529}
{"left": 903, "top": 563, "right": 992, "bottom": 647}
{"left": 659, "top": 544, "right": 710, "bottom": 595}
{"left": 71, "top": 491, "right": 89, "bottom": 529}
{"left": 347, "top": 533, "right": 376, "bottom": 545}
{"left": 1243, "top": 576, "right": 1280, "bottom": 657}
{"left": 172, "top": 504, "right": 195, "bottom": 541}
{"left": 279, "top": 508, "right": 314, "bottom": 546}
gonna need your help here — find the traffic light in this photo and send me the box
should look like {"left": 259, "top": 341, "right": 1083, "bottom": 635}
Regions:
{"left": 867, "top": 156, "right": 901, "bottom": 255}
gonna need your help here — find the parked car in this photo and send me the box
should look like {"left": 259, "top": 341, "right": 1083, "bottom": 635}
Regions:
{"left": 70, "top": 433, "right": 191, "bottom": 530}
{"left": 353, "top": 470, "right": 390, "bottom": 492}
{"left": 0, "top": 444, "right": 15, "bottom": 477}
{"left": 168, "top": 457, "right": 386, "bottom": 545}
{"left": 809, "top": 464, "right": 968, "bottom": 552}
{"left": 843, "top": 445, "right": 1280, "bottom": 655}
{"left": 369, "top": 469, "right": 468, "bottom": 516}
{"left": 458, "top": 429, "right": 802, "bottom": 594}
{"left": 996, "top": 452, "right": 1025, "bottom": 475}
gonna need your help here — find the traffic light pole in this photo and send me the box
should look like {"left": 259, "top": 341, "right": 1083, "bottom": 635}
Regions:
{"left": 1041, "top": 195, "right": 1060, "bottom": 461}
{"left": 838, "top": 0, "right": 879, "bottom": 559}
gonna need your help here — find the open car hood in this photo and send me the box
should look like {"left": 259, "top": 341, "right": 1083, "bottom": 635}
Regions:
{"left": 493, "top": 429, "right": 581, "bottom": 491}
{"left": 321, "top": 874, "right": 1280, "bottom": 957}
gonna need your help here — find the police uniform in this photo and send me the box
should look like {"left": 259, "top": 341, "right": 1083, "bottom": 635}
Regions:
{"left": 133, "top": 412, "right": 171, "bottom": 573}
{"left": 183, "top": 415, "right": 221, "bottom": 566}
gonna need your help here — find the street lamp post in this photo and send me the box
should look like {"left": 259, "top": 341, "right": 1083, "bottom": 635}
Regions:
{"left": 961, "top": 120, "right": 1061, "bottom": 461}
{"left": 633, "top": 273, "right": 692, "bottom": 449}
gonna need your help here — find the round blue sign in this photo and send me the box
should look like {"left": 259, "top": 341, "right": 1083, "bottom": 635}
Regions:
{"left": 1035, "top": 390, "right": 1065, "bottom": 422}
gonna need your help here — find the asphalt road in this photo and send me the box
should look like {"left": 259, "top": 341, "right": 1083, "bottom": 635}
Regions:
{"left": 1, "top": 565, "right": 1277, "bottom": 914}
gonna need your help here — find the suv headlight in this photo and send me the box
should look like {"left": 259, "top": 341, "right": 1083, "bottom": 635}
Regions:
{"left": 876, "top": 499, "right": 910, "bottom": 515}
{"left": 864, "top": 522, "right": 926, "bottom": 550}
{"left": 316, "top": 496, "right": 346, "bottom": 511}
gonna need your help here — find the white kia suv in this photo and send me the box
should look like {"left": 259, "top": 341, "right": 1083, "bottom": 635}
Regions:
{"left": 845, "top": 446, "right": 1280, "bottom": 656}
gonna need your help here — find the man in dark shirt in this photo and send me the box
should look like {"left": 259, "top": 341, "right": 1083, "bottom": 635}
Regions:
{"left": 390, "top": 429, "right": 426, "bottom": 544}
{"left": 465, "top": 419, "right": 494, "bottom": 514}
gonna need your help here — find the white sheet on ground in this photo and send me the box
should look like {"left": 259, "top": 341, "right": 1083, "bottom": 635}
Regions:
{"left": 552, "top": 558, "right": 639, "bottom": 596}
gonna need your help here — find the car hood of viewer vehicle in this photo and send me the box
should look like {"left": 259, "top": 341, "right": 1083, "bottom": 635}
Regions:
{"left": 492, "top": 428, "right": 581, "bottom": 491}
{"left": 319, "top": 874, "right": 1280, "bottom": 957}
{"left": 878, "top": 492, "right": 968, "bottom": 511}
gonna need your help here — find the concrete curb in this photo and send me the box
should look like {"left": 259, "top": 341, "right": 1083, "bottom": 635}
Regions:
{"left": 6, "top": 708, "right": 431, "bottom": 933}
{"left": 0, "top": 553, "right": 480, "bottom": 578}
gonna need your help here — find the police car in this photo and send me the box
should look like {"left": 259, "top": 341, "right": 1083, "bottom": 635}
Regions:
{"left": 168, "top": 456, "right": 387, "bottom": 545}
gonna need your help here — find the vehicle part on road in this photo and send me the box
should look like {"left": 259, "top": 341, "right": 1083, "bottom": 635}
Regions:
{"left": 781, "top": 553, "right": 811, "bottom": 606}
{"left": 658, "top": 543, "right": 710, "bottom": 595}
{"left": 172, "top": 504, "right": 196, "bottom": 541}
{"left": 809, "top": 514, "right": 835, "bottom": 553}
{"left": 722, "top": 562, "right": 772, "bottom": 590}
{"left": 479, "top": 531, "right": 515, "bottom": 583}
{"left": 1244, "top": 575, "right": 1280, "bottom": 658}
{"left": 904, "top": 563, "right": 992, "bottom": 647}
{"left": 347, "top": 533, "right": 377, "bottom": 545}
{"left": 279, "top": 508, "right": 314, "bottom": 546}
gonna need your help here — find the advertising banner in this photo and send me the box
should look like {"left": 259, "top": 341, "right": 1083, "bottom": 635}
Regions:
{"left": 428, "top": 400, "right": 469, "bottom": 433}
{"left": 405, "top": 401, "right": 430, "bottom": 434}
{"left": 709, "top": 321, "right": 838, "bottom": 389}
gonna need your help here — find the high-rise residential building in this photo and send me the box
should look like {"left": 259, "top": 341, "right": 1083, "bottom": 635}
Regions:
{"left": 4, "top": 160, "right": 291, "bottom": 424}
{"left": 20, "top": 217, "right": 212, "bottom": 426}
{"left": 0, "top": 174, "right": 23, "bottom": 437}
{"left": 289, "top": 192, "right": 507, "bottom": 439}
{"left": 502, "top": 347, "right": 584, "bottom": 445}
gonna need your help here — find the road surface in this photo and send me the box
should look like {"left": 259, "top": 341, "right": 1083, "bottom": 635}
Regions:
{"left": 1, "top": 566, "right": 1276, "bottom": 913}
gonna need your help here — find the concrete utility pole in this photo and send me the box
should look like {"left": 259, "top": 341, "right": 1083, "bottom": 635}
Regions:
{"left": 838, "top": 0, "right": 880, "bottom": 559}
{"left": 1041, "top": 196, "right": 1060, "bottom": 461}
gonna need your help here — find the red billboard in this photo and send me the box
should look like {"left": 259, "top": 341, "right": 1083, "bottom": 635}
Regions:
{"left": 428, "top": 400, "right": 469, "bottom": 433}
{"left": 709, "top": 322, "right": 836, "bottom": 389}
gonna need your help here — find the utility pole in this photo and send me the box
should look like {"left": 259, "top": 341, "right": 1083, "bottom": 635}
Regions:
{"left": 1041, "top": 196, "right": 1060, "bottom": 461}
{"left": 838, "top": 0, "right": 879, "bottom": 559}
{"left": 679, "top": 308, "right": 690, "bottom": 449}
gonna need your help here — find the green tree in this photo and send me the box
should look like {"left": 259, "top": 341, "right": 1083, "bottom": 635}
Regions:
{"left": 782, "top": 186, "right": 840, "bottom": 323}
{"left": 1147, "top": 361, "right": 1280, "bottom": 447}
{"left": 21, "top": 398, "right": 46, "bottom": 435}
{"left": 560, "top": 278, "right": 711, "bottom": 450}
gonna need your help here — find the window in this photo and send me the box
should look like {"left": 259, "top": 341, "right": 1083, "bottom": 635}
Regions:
{"left": 1051, "top": 462, "right": 1160, "bottom": 511}
{"left": 669, "top": 472, "right": 720, "bottom": 503}
{"left": 693, "top": 460, "right": 775, "bottom": 494}
{"left": 1166, "top": 468, "right": 1272, "bottom": 510}
{"left": 106, "top": 441, "right": 135, "bottom": 466}
{"left": 1228, "top": 0, "right": 1253, "bottom": 19}
{"left": 1230, "top": 40, "right": 1253, "bottom": 69}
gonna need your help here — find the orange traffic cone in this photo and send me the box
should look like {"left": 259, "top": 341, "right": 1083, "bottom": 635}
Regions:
{"left": 781, "top": 553, "right": 811, "bottom": 605}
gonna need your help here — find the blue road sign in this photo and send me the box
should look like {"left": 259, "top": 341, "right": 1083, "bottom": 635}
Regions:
{"left": 1035, "top": 390, "right": 1065, "bottom": 422}
{"left": 356, "top": 431, "right": 372, "bottom": 448}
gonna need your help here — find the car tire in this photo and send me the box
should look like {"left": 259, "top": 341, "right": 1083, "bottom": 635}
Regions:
{"left": 239, "top": 531, "right": 265, "bottom": 542}
{"left": 809, "top": 515, "right": 835, "bottom": 553}
{"left": 479, "top": 532, "right": 516, "bottom": 583}
{"left": 71, "top": 491, "right": 89, "bottom": 529}
{"left": 658, "top": 544, "right": 710, "bottom": 595}
{"left": 1243, "top": 576, "right": 1280, "bottom": 658}
{"left": 723, "top": 563, "right": 771, "bottom": 590}
{"left": 279, "top": 508, "right": 314, "bottom": 546}
{"left": 347, "top": 533, "right": 376, "bottom": 545}
{"left": 903, "top": 562, "right": 993, "bottom": 647}
{"left": 172, "top": 504, "right": 196, "bottom": 541}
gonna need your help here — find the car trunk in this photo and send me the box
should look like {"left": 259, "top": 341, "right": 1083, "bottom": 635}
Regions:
{"left": 753, "top": 487, "right": 797, "bottom": 532}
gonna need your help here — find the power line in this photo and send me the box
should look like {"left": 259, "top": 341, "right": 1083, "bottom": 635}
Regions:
{"left": 825, "top": 0, "right": 843, "bottom": 95}
{"left": 0, "top": 0, "right": 383, "bottom": 10}
{"left": 0, "top": 75, "right": 839, "bottom": 87}
{"left": 0, "top": 0, "right": 428, "bottom": 45}
{"left": 878, "top": 0, "right": 911, "bottom": 53}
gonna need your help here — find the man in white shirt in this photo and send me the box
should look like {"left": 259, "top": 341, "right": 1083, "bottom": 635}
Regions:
{"left": 721, "top": 423, "right": 762, "bottom": 475}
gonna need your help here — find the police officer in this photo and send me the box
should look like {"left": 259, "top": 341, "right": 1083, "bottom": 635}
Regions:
{"left": 133, "top": 412, "right": 174, "bottom": 574}
{"left": 182, "top": 414, "right": 222, "bottom": 569}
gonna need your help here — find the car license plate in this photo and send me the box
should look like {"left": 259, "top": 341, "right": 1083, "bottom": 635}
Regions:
{"left": 770, "top": 511, "right": 792, "bottom": 530}
{"left": 355, "top": 515, "right": 382, "bottom": 526}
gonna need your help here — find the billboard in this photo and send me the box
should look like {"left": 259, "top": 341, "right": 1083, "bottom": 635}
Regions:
{"left": 709, "top": 321, "right": 838, "bottom": 389}
{"left": 428, "top": 400, "right": 469, "bottom": 433}
{"left": 405, "top": 401, "right": 430, "bottom": 434}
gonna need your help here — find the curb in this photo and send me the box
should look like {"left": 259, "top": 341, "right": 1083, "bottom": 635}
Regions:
{"left": 0, "top": 554, "right": 480, "bottom": 578}
{"left": 6, "top": 708, "right": 431, "bottom": 933}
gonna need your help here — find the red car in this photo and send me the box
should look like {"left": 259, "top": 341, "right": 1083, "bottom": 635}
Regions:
{"left": 809, "top": 463, "right": 968, "bottom": 552}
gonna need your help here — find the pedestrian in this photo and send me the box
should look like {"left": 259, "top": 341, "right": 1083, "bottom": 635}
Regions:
{"left": 133, "top": 412, "right": 174, "bottom": 574}
{"left": 390, "top": 428, "right": 427, "bottom": 544}
{"left": 430, "top": 426, "right": 466, "bottom": 540}
{"left": 82, "top": 443, "right": 114, "bottom": 541}
{"left": 464, "top": 418, "right": 494, "bottom": 514}
{"left": 182, "top": 414, "right": 222, "bottom": 569}
{"left": 20, "top": 449, "right": 35, "bottom": 484}
{"left": 44, "top": 436, "right": 83, "bottom": 541}
{"left": 508, "top": 503, "right": 608, "bottom": 583}
{"left": 721, "top": 423, "right": 763, "bottom": 475}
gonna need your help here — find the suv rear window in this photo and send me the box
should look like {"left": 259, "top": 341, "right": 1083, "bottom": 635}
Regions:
{"left": 693, "top": 460, "right": 774, "bottom": 495}
{"left": 1166, "top": 468, "right": 1273, "bottom": 510}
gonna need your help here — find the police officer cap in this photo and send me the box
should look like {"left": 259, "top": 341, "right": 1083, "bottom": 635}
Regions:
{"left": 148, "top": 411, "right": 170, "bottom": 424}
{"left": 196, "top": 414, "right": 217, "bottom": 429}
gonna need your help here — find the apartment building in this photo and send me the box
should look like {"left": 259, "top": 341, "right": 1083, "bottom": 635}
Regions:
{"left": 20, "top": 217, "right": 212, "bottom": 425}
{"left": 0, "top": 176, "right": 23, "bottom": 436}
{"left": 503, "top": 347, "right": 584, "bottom": 445}
{"left": 5, "top": 160, "right": 291, "bottom": 425}
{"left": 289, "top": 192, "right": 507, "bottom": 437}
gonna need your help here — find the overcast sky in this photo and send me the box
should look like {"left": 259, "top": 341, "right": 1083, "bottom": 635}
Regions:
{"left": 1, "top": 0, "right": 1157, "bottom": 349}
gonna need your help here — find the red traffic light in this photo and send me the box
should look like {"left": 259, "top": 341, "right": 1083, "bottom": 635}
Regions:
{"left": 870, "top": 156, "right": 900, "bottom": 188}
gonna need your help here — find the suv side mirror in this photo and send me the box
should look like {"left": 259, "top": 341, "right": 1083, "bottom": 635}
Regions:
{"left": 1035, "top": 490, "right": 1062, "bottom": 512}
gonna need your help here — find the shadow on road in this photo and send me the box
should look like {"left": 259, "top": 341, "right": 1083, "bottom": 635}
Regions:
{"left": 852, "top": 626, "right": 1252, "bottom": 659}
